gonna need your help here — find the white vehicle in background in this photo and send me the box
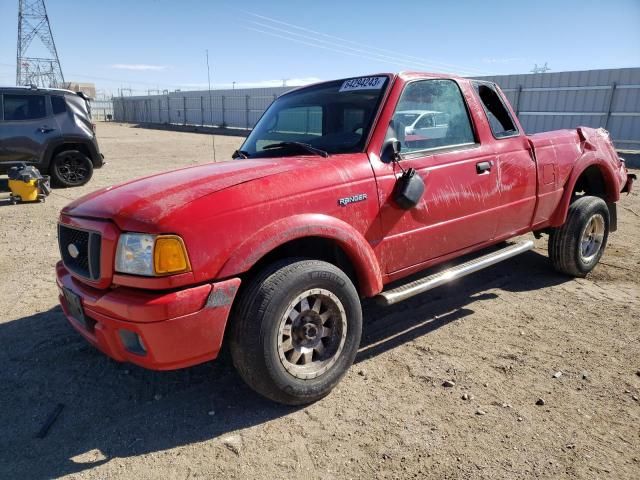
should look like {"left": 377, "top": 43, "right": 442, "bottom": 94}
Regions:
{"left": 393, "top": 110, "right": 449, "bottom": 140}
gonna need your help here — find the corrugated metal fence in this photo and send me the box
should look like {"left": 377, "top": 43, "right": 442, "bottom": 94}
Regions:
{"left": 476, "top": 68, "right": 640, "bottom": 152}
{"left": 112, "top": 86, "right": 290, "bottom": 131}
{"left": 90, "top": 98, "right": 114, "bottom": 121}
{"left": 112, "top": 68, "right": 640, "bottom": 150}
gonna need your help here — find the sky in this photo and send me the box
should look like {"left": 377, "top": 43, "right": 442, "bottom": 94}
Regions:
{"left": 1, "top": 0, "right": 639, "bottom": 97}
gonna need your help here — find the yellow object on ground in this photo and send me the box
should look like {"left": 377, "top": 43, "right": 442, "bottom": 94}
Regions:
{"left": 8, "top": 178, "right": 39, "bottom": 202}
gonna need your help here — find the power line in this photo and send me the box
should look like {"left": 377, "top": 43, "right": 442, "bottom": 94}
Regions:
{"left": 245, "top": 26, "right": 476, "bottom": 77}
{"left": 241, "top": 10, "right": 490, "bottom": 76}
{"left": 247, "top": 20, "right": 483, "bottom": 76}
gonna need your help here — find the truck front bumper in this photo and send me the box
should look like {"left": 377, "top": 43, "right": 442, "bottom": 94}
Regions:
{"left": 56, "top": 262, "right": 240, "bottom": 370}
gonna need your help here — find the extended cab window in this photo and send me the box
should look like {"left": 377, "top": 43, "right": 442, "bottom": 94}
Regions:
{"left": 241, "top": 76, "right": 389, "bottom": 158}
{"left": 3, "top": 94, "right": 46, "bottom": 121}
{"left": 473, "top": 82, "right": 518, "bottom": 138}
{"left": 391, "top": 80, "right": 475, "bottom": 154}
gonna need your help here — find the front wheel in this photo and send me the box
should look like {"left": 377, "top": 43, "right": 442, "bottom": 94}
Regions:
{"left": 229, "top": 259, "right": 362, "bottom": 405}
{"left": 548, "top": 196, "right": 610, "bottom": 277}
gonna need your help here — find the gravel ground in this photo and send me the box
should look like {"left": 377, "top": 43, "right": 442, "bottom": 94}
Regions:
{"left": 1, "top": 123, "right": 638, "bottom": 480}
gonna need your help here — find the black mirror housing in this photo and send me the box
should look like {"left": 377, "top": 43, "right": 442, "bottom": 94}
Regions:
{"left": 381, "top": 138, "right": 401, "bottom": 163}
{"left": 394, "top": 168, "right": 425, "bottom": 209}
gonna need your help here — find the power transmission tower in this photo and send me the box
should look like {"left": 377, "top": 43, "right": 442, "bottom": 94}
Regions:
{"left": 530, "top": 62, "right": 551, "bottom": 74}
{"left": 16, "top": 0, "right": 65, "bottom": 87}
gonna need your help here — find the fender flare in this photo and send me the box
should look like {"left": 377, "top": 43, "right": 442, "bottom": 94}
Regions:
{"left": 42, "top": 137, "right": 102, "bottom": 170}
{"left": 217, "top": 213, "right": 383, "bottom": 297}
{"left": 549, "top": 155, "right": 620, "bottom": 227}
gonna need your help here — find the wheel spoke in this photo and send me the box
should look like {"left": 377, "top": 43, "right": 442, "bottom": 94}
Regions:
{"left": 300, "top": 297, "right": 310, "bottom": 312}
{"left": 321, "top": 326, "right": 331, "bottom": 338}
{"left": 281, "top": 337, "right": 293, "bottom": 352}
{"left": 288, "top": 307, "right": 299, "bottom": 322}
{"left": 314, "top": 341, "right": 325, "bottom": 357}
{"left": 282, "top": 324, "right": 292, "bottom": 337}
{"left": 312, "top": 297, "right": 322, "bottom": 313}
{"left": 289, "top": 349, "right": 302, "bottom": 364}
{"left": 319, "top": 311, "right": 331, "bottom": 323}
{"left": 302, "top": 350, "right": 313, "bottom": 364}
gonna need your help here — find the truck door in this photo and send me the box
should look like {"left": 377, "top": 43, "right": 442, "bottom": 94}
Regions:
{"left": 0, "top": 92, "right": 59, "bottom": 168}
{"left": 372, "top": 79, "right": 500, "bottom": 274}
{"left": 472, "top": 82, "right": 537, "bottom": 237}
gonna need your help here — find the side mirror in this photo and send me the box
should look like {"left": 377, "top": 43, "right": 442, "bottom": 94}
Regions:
{"left": 381, "top": 138, "right": 401, "bottom": 163}
{"left": 394, "top": 168, "right": 425, "bottom": 210}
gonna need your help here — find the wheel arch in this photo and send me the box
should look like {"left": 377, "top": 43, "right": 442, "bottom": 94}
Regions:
{"left": 549, "top": 158, "right": 620, "bottom": 228}
{"left": 217, "top": 214, "right": 383, "bottom": 297}
{"left": 43, "top": 138, "right": 100, "bottom": 171}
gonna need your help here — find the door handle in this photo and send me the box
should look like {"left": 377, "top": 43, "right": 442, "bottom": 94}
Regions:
{"left": 38, "top": 127, "right": 55, "bottom": 133}
{"left": 476, "top": 161, "right": 492, "bottom": 174}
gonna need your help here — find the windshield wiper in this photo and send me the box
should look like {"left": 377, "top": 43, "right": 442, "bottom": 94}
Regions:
{"left": 263, "top": 141, "right": 329, "bottom": 158}
{"left": 232, "top": 149, "right": 250, "bottom": 159}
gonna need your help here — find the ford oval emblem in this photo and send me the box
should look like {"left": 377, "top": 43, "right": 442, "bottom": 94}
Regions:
{"left": 68, "top": 243, "right": 80, "bottom": 259}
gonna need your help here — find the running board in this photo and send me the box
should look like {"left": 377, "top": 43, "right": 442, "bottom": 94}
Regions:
{"left": 376, "top": 240, "right": 534, "bottom": 306}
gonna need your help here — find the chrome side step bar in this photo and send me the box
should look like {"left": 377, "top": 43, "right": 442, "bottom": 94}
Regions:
{"left": 376, "top": 240, "right": 534, "bottom": 306}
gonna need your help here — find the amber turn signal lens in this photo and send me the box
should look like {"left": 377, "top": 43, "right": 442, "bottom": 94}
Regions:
{"left": 153, "top": 236, "right": 191, "bottom": 275}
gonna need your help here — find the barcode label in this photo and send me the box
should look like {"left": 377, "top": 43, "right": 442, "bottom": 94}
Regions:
{"left": 339, "top": 77, "right": 386, "bottom": 92}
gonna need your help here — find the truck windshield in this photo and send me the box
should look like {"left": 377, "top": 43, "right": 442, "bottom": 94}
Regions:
{"left": 238, "top": 76, "right": 390, "bottom": 158}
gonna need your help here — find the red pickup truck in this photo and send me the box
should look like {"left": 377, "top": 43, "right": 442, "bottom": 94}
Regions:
{"left": 56, "top": 73, "right": 634, "bottom": 405}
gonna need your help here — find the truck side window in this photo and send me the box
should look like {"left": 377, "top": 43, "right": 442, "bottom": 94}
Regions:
{"left": 3, "top": 94, "right": 46, "bottom": 121}
{"left": 473, "top": 83, "right": 518, "bottom": 138}
{"left": 392, "top": 79, "right": 475, "bottom": 154}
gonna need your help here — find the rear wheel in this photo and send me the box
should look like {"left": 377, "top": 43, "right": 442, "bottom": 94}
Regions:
{"left": 50, "top": 150, "right": 93, "bottom": 187}
{"left": 229, "top": 259, "right": 362, "bottom": 405}
{"left": 548, "top": 196, "right": 609, "bottom": 277}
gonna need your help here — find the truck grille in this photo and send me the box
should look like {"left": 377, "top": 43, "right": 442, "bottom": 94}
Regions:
{"left": 58, "top": 225, "right": 101, "bottom": 280}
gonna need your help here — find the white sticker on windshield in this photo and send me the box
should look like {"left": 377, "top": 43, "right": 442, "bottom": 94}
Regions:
{"left": 339, "top": 76, "right": 386, "bottom": 92}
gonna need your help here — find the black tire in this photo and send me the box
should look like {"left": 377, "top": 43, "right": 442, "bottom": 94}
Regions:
{"left": 229, "top": 259, "right": 362, "bottom": 405}
{"left": 548, "top": 196, "right": 609, "bottom": 277}
{"left": 50, "top": 150, "right": 93, "bottom": 187}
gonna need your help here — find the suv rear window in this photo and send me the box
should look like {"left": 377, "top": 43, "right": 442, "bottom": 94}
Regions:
{"left": 51, "top": 95, "right": 67, "bottom": 115}
{"left": 3, "top": 94, "right": 47, "bottom": 121}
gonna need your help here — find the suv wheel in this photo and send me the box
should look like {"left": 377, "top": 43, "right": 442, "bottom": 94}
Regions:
{"left": 229, "top": 259, "right": 362, "bottom": 405}
{"left": 548, "top": 196, "right": 609, "bottom": 277}
{"left": 50, "top": 150, "right": 93, "bottom": 187}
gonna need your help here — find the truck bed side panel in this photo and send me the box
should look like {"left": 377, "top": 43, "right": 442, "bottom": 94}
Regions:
{"left": 527, "top": 130, "right": 582, "bottom": 227}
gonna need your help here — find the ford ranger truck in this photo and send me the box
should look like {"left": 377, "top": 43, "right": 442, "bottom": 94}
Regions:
{"left": 56, "top": 73, "right": 634, "bottom": 405}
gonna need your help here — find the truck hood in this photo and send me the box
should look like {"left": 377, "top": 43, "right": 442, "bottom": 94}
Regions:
{"left": 62, "top": 158, "right": 301, "bottom": 229}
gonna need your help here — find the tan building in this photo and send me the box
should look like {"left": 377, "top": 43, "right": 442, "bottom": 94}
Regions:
{"left": 62, "top": 82, "right": 96, "bottom": 99}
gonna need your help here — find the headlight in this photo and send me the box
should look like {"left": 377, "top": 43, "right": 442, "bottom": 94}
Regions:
{"left": 115, "top": 233, "right": 191, "bottom": 276}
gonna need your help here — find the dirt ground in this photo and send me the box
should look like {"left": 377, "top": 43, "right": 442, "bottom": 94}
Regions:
{"left": 1, "top": 123, "right": 638, "bottom": 480}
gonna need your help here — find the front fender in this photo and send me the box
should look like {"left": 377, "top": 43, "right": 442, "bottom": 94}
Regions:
{"left": 217, "top": 213, "right": 383, "bottom": 297}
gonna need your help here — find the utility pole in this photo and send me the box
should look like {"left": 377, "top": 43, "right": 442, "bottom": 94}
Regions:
{"left": 16, "top": 0, "right": 65, "bottom": 87}
{"left": 206, "top": 49, "right": 216, "bottom": 162}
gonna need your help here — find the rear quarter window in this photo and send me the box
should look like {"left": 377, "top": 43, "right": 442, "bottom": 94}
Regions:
{"left": 51, "top": 95, "right": 67, "bottom": 115}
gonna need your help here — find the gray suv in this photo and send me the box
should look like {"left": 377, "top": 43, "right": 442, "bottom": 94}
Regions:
{"left": 0, "top": 86, "right": 103, "bottom": 187}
